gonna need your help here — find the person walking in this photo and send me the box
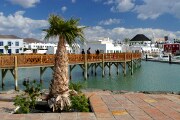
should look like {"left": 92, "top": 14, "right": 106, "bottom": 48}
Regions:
{"left": 96, "top": 49, "right": 100, "bottom": 54}
{"left": 81, "top": 49, "right": 85, "bottom": 54}
{"left": 87, "top": 47, "right": 91, "bottom": 60}
{"left": 87, "top": 47, "right": 91, "bottom": 54}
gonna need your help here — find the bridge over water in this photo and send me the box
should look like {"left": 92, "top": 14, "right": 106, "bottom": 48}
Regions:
{"left": 0, "top": 53, "right": 141, "bottom": 90}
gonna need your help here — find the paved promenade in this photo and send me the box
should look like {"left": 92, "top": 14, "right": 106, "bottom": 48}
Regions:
{"left": 0, "top": 90, "right": 180, "bottom": 120}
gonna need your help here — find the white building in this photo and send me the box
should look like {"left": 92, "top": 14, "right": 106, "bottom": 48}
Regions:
{"left": 81, "top": 37, "right": 125, "bottom": 54}
{"left": 25, "top": 42, "right": 56, "bottom": 50}
{"left": 130, "top": 45, "right": 160, "bottom": 54}
{"left": 23, "top": 38, "right": 56, "bottom": 54}
{"left": 46, "top": 43, "right": 80, "bottom": 54}
{"left": 0, "top": 35, "right": 24, "bottom": 54}
{"left": 129, "top": 34, "right": 160, "bottom": 56}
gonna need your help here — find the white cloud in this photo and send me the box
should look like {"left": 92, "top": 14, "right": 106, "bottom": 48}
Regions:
{"left": 0, "top": 11, "right": 48, "bottom": 39}
{"left": 7, "top": 0, "right": 40, "bottom": 8}
{"left": 72, "top": 0, "right": 76, "bottom": 3}
{"left": 98, "top": 18, "right": 121, "bottom": 25}
{"left": 104, "top": 0, "right": 135, "bottom": 12}
{"left": 93, "top": 0, "right": 102, "bottom": 2}
{"left": 84, "top": 26, "right": 179, "bottom": 41}
{"left": 61, "top": 6, "right": 67, "bottom": 13}
{"left": 95, "top": 0, "right": 180, "bottom": 20}
{"left": 134, "top": 0, "right": 180, "bottom": 20}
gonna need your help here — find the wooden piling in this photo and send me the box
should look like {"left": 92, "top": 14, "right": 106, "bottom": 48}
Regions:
{"left": 169, "top": 54, "right": 172, "bottom": 64}
{"left": 115, "top": 63, "right": 119, "bottom": 75}
{"left": 131, "top": 53, "right": 133, "bottom": 75}
{"left": 95, "top": 63, "right": 97, "bottom": 76}
{"left": 102, "top": 54, "right": 105, "bottom": 77}
{"left": 108, "top": 63, "right": 111, "bottom": 76}
{"left": 69, "top": 65, "right": 72, "bottom": 80}
{"left": 40, "top": 67, "right": 48, "bottom": 83}
{"left": 14, "top": 56, "right": 18, "bottom": 91}
{"left": 1, "top": 69, "right": 8, "bottom": 88}
{"left": 91, "top": 65, "right": 93, "bottom": 75}
{"left": 124, "top": 53, "right": 126, "bottom": 76}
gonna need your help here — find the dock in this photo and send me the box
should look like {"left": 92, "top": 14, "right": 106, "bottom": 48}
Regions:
{"left": 0, "top": 53, "right": 141, "bottom": 90}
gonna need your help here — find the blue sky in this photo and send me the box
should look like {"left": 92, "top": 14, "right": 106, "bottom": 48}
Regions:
{"left": 0, "top": 0, "right": 180, "bottom": 41}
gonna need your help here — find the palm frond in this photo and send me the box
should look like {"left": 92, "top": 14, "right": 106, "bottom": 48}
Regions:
{"left": 43, "top": 14, "right": 86, "bottom": 45}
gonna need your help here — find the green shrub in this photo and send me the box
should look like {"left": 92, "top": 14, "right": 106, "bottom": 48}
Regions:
{"left": 14, "top": 80, "right": 42, "bottom": 114}
{"left": 69, "top": 82, "right": 85, "bottom": 93}
{"left": 70, "top": 94, "right": 90, "bottom": 112}
{"left": 69, "top": 82, "right": 90, "bottom": 112}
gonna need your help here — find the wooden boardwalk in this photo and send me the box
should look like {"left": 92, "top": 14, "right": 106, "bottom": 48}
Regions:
{"left": 0, "top": 53, "right": 141, "bottom": 90}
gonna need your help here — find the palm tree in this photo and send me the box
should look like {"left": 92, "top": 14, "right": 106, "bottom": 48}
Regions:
{"left": 43, "top": 14, "right": 85, "bottom": 112}
{"left": 4, "top": 45, "right": 9, "bottom": 54}
{"left": 123, "top": 38, "right": 130, "bottom": 45}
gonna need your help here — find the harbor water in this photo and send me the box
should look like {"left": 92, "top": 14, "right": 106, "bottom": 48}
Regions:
{"left": 0, "top": 61, "right": 180, "bottom": 92}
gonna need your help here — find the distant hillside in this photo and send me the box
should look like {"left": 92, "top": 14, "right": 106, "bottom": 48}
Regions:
{"left": 24, "top": 38, "right": 44, "bottom": 43}
{"left": 0, "top": 35, "right": 21, "bottom": 39}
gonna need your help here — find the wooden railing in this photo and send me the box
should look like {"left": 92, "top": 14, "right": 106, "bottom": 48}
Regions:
{"left": 0, "top": 53, "right": 141, "bottom": 68}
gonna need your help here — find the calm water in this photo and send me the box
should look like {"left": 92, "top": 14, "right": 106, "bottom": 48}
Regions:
{"left": 1, "top": 61, "right": 180, "bottom": 92}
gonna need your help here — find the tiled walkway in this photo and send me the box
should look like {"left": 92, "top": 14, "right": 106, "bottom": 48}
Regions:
{"left": 0, "top": 91, "right": 180, "bottom": 120}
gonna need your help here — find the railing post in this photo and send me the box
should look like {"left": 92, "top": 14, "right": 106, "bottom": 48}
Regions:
{"left": 84, "top": 54, "right": 87, "bottom": 80}
{"left": 41, "top": 55, "right": 43, "bottom": 64}
{"left": 0, "top": 56, "right": 3, "bottom": 66}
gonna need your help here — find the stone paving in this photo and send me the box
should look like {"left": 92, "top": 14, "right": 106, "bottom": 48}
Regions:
{"left": 0, "top": 91, "right": 180, "bottom": 120}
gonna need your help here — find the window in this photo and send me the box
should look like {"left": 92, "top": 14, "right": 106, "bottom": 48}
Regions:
{"left": 0, "top": 41, "right": 3, "bottom": 46}
{"left": 8, "top": 41, "right": 11, "bottom": 46}
{"left": 8, "top": 49, "right": 11, "bottom": 54}
{"left": 15, "top": 41, "right": 19, "bottom": 46}
{"left": 0, "top": 49, "right": 3, "bottom": 53}
{"left": 16, "top": 49, "right": 19, "bottom": 53}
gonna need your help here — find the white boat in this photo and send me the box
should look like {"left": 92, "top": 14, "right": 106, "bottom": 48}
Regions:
{"left": 173, "top": 55, "right": 180, "bottom": 60}
{"left": 159, "top": 54, "right": 169, "bottom": 61}
{"left": 172, "top": 55, "right": 180, "bottom": 62}
{"left": 143, "top": 55, "right": 154, "bottom": 59}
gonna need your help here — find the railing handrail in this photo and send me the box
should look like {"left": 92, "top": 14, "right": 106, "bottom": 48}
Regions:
{"left": 0, "top": 53, "right": 141, "bottom": 68}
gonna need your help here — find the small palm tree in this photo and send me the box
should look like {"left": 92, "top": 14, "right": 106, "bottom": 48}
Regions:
{"left": 43, "top": 14, "right": 85, "bottom": 111}
{"left": 123, "top": 38, "right": 130, "bottom": 44}
{"left": 4, "top": 45, "right": 9, "bottom": 54}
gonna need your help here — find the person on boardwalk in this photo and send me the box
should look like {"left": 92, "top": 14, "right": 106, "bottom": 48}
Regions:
{"left": 87, "top": 47, "right": 91, "bottom": 60}
{"left": 96, "top": 49, "right": 100, "bottom": 55}
{"left": 87, "top": 47, "right": 91, "bottom": 54}
{"left": 81, "top": 49, "right": 85, "bottom": 54}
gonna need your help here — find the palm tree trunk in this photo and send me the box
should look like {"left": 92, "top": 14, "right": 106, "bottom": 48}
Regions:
{"left": 48, "top": 36, "right": 70, "bottom": 111}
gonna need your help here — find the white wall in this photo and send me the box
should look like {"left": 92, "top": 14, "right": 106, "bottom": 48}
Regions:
{"left": 0, "top": 38, "right": 24, "bottom": 54}
{"left": 81, "top": 42, "right": 123, "bottom": 54}
{"left": 46, "top": 47, "right": 57, "bottom": 54}
{"left": 46, "top": 44, "right": 80, "bottom": 54}
{"left": 25, "top": 43, "right": 57, "bottom": 50}
{"left": 130, "top": 46, "right": 160, "bottom": 53}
